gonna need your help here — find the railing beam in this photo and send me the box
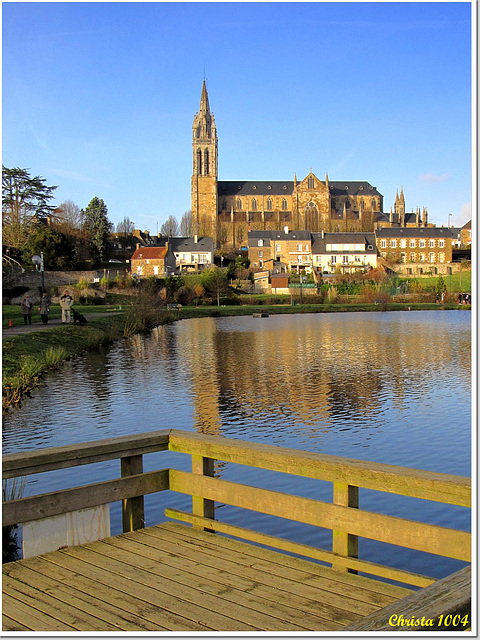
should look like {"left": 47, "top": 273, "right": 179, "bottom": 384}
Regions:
{"left": 191, "top": 454, "right": 215, "bottom": 530}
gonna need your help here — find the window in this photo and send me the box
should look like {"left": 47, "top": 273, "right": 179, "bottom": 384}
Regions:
{"left": 343, "top": 255, "right": 348, "bottom": 263}
{"left": 331, "top": 256, "right": 336, "bottom": 264}
{"left": 266, "top": 198, "right": 272, "bottom": 210}
{"left": 297, "top": 244, "right": 302, "bottom": 251}
{"left": 429, "top": 252, "right": 435, "bottom": 263}
{"left": 221, "top": 199, "right": 227, "bottom": 210}
{"left": 391, "top": 240, "right": 396, "bottom": 248}
{"left": 298, "top": 255, "right": 302, "bottom": 263}
{"left": 429, "top": 240, "right": 435, "bottom": 248}
{"left": 400, "top": 239, "right": 406, "bottom": 248}
{"left": 236, "top": 198, "right": 242, "bottom": 210}
{"left": 381, "top": 240, "right": 386, "bottom": 248}
{"left": 146, "top": 259, "right": 150, "bottom": 264}
{"left": 410, "top": 253, "right": 415, "bottom": 263}
{"left": 197, "top": 149, "right": 202, "bottom": 175}
{"left": 153, "top": 266, "right": 159, "bottom": 275}
{"left": 308, "top": 176, "right": 314, "bottom": 189}
{"left": 276, "top": 243, "right": 281, "bottom": 252}
{"left": 439, "top": 239, "right": 445, "bottom": 248}
{"left": 252, "top": 198, "right": 257, "bottom": 211}
{"left": 345, "top": 197, "right": 351, "bottom": 209}
{"left": 420, "top": 253, "right": 425, "bottom": 262}
{"left": 137, "top": 265, "right": 143, "bottom": 275}
{"left": 282, "top": 199, "right": 288, "bottom": 210}
{"left": 258, "top": 239, "right": 263, "bottom": 247}
{"left": 439, "top": 252, "right": 445, "bottom": 263}
{"left": 400, "top": 252, "right": 406, "bottom": 263}
{"left": 420, "top": 239, "right": 425, "bottom": 248}
{"left": 258, "top": 251, "right": 263, "bottom": 257}
{"left": 410, "top": 239, "right": 416, "bottom": 248}
{"left": 355, "top": 255, "right": 360, "bottom": 263}
{"left": 204, "top": 149, "right": 209, "bottom": 175}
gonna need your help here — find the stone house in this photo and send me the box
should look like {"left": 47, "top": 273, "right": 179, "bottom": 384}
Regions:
{"left": 131, "top": 246, "right": 173, "bottom": 277}
{"left": 311, "top": 232, "right": 377, "bottom": 274}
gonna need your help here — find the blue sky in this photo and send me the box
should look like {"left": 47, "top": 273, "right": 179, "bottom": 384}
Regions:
{"left": 3, "top": 2, "right": 472, "bottom": 233}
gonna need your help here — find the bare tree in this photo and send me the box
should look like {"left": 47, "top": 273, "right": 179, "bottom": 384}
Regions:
{"left": 57, "top": 200, "right": 83, "bottom": 229}
{"left": 179, "top": 210, "right": 192, "bottom": 236}
{"left": 160, "top": 215, "right": 179, "bottom": 237}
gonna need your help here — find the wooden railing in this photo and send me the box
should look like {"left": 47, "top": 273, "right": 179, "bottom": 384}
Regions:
{"left": 3, "top": 429, "right": 471, "bottom": 591}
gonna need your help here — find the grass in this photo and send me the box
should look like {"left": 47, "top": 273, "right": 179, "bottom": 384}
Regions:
{"left": 3, "top": 298, "right": 470, "bottom": 411}
{"left": 2, "top": 303, "right": 123, "bottom": 329}
{"left": 397, "top": 271, "right": 471, "bottom": 293}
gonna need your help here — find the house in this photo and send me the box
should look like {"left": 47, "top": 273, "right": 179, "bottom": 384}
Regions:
{"left": 169, "top": 236, "right": 214, "bottom": 273}
{"left": 375, "top": 227, "right": 459, "bottom": 275}
{"left": 311, "top": 232, "right": 377, "bottom": 274}
{"left": 461, "top": 220, "right": 471, "bottom": 248}
{"left": 130, "top": 245, "right": 175, "bottom": 277}
{"left": 248, "top": 228, "right": 312, "bottom": 273}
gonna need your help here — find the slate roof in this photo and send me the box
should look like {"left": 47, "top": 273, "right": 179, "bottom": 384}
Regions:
{"left": 375, "top": 227, "right": 461, "bottom": 239}
{"left": 218, "top": 180, "right": 382, "bottom": 197}
{"left": 169, "top": 237, "right": 214, "bottom": 253}
{"left": 311, "top": 233, "right": 377, "bottom": 255}
{"left": 247, "top": 229, "right": 312, "bottom": 247}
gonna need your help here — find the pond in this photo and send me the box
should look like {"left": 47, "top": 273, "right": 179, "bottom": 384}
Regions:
{"left": 3, "top": 310, "right": 471, "bottom": 580}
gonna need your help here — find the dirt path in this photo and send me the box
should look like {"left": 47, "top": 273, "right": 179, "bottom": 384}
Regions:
{"left": 2, "top": 312, "right": 123, "bottom": 337}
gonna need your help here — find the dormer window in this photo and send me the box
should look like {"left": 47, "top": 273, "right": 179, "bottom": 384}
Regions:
{"left": 258, "top": 239, "right": 264, "bottom": 247}
{"left": 267, "top": 185, "right": 272, "bottom": 190}
{"left": 253, "top": 185, "right": 257, "bottom": 190}
{"left": 283, "top": 185, "right": 288, "bottom": 190}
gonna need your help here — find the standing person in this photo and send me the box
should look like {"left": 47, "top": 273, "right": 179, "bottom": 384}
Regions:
{"left": 38, "top": 292, "right": 51, "bottom": 325}
{"left": 60, "top": 290, "right": 73, "bottom": 324}
{"left": 21, "top": 293, "right": 33, "bottom": 325}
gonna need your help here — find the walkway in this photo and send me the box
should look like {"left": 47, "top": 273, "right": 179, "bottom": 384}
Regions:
{"left": 3, "top": 522, "right": 412, "bottom": 632}
{"left": 2, "top": 312, "right": 122, "bottom": 337}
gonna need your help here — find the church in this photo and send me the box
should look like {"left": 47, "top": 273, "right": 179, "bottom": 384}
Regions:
{"left": 191, "top": 82, "right": 425, "bottom": 248}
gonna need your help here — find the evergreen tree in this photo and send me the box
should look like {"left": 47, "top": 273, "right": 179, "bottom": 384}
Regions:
{"left": 83, "top": 197, "right": 113, "bottom": 263}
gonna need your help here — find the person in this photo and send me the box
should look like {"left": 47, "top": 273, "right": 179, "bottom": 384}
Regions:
{"left": 21, "top": 293, "right": 33, "bottom": 325}
{"left": 38, "top": 292, "right": 51, "bottom": 325}
{"left": 60, "top": 290, "right": 73, "bottom": 324}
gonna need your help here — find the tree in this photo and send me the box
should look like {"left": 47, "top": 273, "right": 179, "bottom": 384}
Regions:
{"left": 22, "top": 226, "right": 75, "bottom": 270}
{"left": 200, "top": 266, "right": 229, "bottom": 306}
{"left": 83, "top": 197, "right": 113, "bottom": 263}
{"left": 179, "top": 210, "right": 192, "bottom": 236}
{"left": 116, "top": 216, "right": 135, "bottom": 249}
{"left": 2, "top": 166, "right": 57, "bottom": 254}
{"left": 160, "top": 215, "right": 179, "bottom": 237}
{"left": 56, "top": 200, "right": 83, "bottom": 229}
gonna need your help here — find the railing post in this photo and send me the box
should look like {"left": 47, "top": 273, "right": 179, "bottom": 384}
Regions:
{"left": 332, "top": 482, "right": 359, "bottom": 573}
{"left": 191, "top": 454, "right": 215, "bottom": 530}
{"left": 121, "top": 455, "right": 145, "bottom": 532}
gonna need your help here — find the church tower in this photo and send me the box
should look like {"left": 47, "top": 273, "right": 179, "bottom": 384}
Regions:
{"left": 191, "top": 81, "right": 218, "bottom": 239}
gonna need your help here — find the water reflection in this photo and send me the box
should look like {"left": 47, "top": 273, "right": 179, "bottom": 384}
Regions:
{"left": 2, "top": 311, "right": 471, "bottom": 576}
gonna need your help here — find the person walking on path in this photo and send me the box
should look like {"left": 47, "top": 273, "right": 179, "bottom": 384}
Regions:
{"left": 21, "top": 294, "right": 33, "bottom": 325}
{"left": 38, "top": 292, "right": 51, "bottom": 325}
{"left": 60, "top": 290, "right": 73, "bottom": 324}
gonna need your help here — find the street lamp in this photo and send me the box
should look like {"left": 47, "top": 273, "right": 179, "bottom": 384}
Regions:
{"left": 32, "top": 253, "right": 45, "bottom": 292}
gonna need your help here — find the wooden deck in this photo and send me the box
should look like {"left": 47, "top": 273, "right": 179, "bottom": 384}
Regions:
{"left": 2, "top": 522, "right": 413, "bottom": 632}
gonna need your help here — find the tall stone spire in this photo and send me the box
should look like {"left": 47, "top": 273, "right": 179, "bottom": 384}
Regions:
{"left": 199, "top": 79, "right": 211, "bottom": 117}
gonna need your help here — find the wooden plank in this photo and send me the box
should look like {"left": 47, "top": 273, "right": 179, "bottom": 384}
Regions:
{"left": 169, "top": 429, "right": 471, "bottom": 506}
{"left": 345, "top": 565, "right": 471, "bottom": 631}
{"left": 169, "top": 470, "right": 471, "bottom": 561}
{"left": 93, "top": 537, "right": 314, "bottom": 631}
{"left": 159, "top": 522, "right": 413, "bottom": 601}
{"left": 4, "top": 556, "right": 195, "bottom": 631}
{"left": 143, "top": 524, "right": 409, "bottom": 608}
{"left": 3, "top": 429, "right": 171, "bottom": 479}
{"left": 121, "top": 455, "right": 145, "bottom": 532}
{"left": 3, "top": 614, "right": 32, "bottom": 631}
{"left": 3, "top": 560, "right": 164, "bottom": 631}
{"left": 2, "top": 592, "right": 77, "bottom": 631}
{"left": 114, "top": 528, "right": 364, "bottom": 628}
{"left": 332, "top": 482, "right": 359, "bottom": 572}
{"left": 59, "top": 542, "right": 307, "bottom": 631}
{"left": 43, "top": 548, "right": 259, "bottom": 631}
{"left": 3, "top": 468, "right": 169, "bottom": 526}
{"left": 3, "top": 574, "right": 119, "bottom": 631}
{"left": 165, "top": 509, "right": 435, "bottom": 587}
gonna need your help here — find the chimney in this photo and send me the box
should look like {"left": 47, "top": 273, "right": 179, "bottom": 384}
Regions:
{"left": 284, "top": 225, "right": 289, "bottom": 234}
{"left": 136, "top": 243, "right": 141, "bottom": 249}
{"left": 194, "top": 234, "right": 198, "bottom": 243}
{"left": 321, "top": 230, "right": 325, "bottom": 239}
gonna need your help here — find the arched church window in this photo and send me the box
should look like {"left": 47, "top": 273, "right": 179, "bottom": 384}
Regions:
{"left": 204, "top": 149, "right": 209, "bottom": 175}
{"left": 282, "top": 199, "right": 288, "bottom": 210}
{"left": 252, "top": 198, "right": 257, "bottom": 211}
{"left": 371, "top": 198, "right": 377, "bottom": 211}
{"left": 345, "top": 198, "right": 351, "bottom": 209}
{"left": 197, "top": 150, "right": 202, "bottom": 175}
{"left": 221, "top": 199, "right": 227, "bottom": 211}
{"left": 236, "top": 198, "right": 242, "bottom": 211}
{"left": 308, "top": 176, "right": 315, "bottom": 189}
{"left": 266, "top": 198, "right": 272, "bottom": 210}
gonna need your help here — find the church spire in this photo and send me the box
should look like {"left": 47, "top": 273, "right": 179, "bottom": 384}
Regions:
{"left": 199, "top": 79, "right": 210, "bottom": 117}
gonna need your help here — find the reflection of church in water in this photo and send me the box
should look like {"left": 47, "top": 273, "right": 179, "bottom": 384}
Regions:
{"left": 191, "top": 81, "right": 384, "bottom": 247}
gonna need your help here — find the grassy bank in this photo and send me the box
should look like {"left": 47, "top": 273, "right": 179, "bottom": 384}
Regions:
{"left": 3, "top": 301, "right": 469, "bottom": 411}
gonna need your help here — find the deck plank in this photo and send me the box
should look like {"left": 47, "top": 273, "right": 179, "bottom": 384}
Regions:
{"left": 3, "top": 522, "right": 414, "bottom": 632}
